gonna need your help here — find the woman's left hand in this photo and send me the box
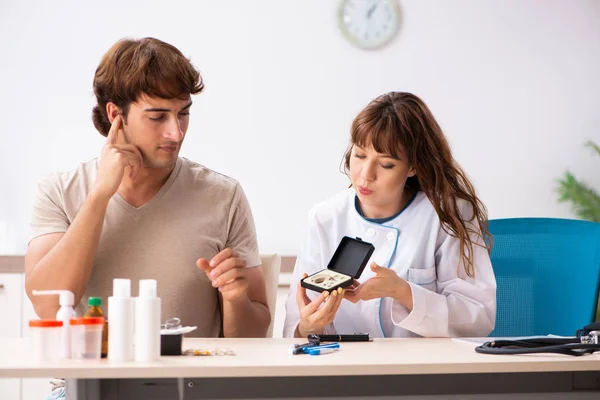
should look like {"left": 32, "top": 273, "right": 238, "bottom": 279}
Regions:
{"left": 345, "top": 262, "right": 413, "bottom": 311}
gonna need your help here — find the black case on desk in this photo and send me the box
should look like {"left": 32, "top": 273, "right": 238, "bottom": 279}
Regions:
{"left": 161, "top": 334, "right": 182, "bottom": 355}
{"left": 301, "top": 236, "right": 375, "bottom": 293}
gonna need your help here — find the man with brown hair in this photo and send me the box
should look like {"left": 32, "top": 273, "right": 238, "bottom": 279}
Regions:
{"left": 25, "top": 37, "right": 270, "bottom": 339}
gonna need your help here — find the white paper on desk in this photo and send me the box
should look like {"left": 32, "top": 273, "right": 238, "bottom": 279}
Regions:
{"left": 160, "top": 326, "right": 197, "bottom": 335}
{"left": 452, "top": 334, "right": 573, "bottom": 346}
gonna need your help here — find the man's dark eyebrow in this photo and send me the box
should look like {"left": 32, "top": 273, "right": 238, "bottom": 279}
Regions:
{"left": 144, "top": 101, "right": 193, "bottom": 113}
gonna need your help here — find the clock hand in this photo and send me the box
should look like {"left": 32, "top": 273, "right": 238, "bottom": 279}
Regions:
{"left": 367, "top": 2, "right": 378, "bottom": 19}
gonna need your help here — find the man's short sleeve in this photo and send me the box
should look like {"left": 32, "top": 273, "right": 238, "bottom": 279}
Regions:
{"left": 29, "top": 176, "right": 69, "bottom": 243}
{"left": 225, "top": 183, "right": 261, "bottom": 267}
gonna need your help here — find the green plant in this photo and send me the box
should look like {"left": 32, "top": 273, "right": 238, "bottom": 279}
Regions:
{"left": 557, "top": 141, "right": 600, "bottom": 222}
{"left": 557, "top": 140, "right": 600, "bottom": 322}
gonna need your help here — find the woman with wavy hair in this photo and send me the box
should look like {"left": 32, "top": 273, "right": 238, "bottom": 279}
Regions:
{"left": 284, "top": 92, "right": 496, "bottom": 338}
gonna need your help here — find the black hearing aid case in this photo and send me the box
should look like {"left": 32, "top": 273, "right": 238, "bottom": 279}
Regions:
{"left": 300, "top": 236, "right": 375, "bottom": 293}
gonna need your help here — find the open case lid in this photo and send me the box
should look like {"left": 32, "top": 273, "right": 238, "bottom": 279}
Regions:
{"left": 327, "top": 236, "right": 375, "bottom": 279}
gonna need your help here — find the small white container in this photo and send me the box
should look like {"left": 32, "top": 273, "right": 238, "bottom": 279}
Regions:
{"left": 32, "top": 289, "right": 76, "bottom": 359}
{"left": 70, "top": 317, "right": 105, "bottom": 360}
{"left": 108, "top": 279, "right": 135, "bottom": 361}
{"left": 29, "top": 319, "right": 63, "bottom": 361}
{"left": 135, "top": 279, "right": 162, "bottom": 362}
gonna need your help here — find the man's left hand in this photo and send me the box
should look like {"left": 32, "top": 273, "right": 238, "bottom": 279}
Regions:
{"left": 197, "top": 249, "right": 249, "bottom": 303}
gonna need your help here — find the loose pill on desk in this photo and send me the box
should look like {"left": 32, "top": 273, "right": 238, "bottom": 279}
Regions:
{"left": 183, "top": 348, "right": 236, "bottom": 356}
{"left": 183, "top": 349, "right": 211, "bottom": 356}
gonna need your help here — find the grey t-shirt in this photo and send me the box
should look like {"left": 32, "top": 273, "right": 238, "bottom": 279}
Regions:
{"left": 29, "top": 157, "right": 261, "bottom": 337}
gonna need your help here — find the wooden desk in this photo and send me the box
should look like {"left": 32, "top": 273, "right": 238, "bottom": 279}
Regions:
{"left": 1, "top": 337, "right": 599, "bottom": 399}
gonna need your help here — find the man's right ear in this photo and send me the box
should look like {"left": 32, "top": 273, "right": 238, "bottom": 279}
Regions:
{"left": 106, "top": 102, "right": 122, "bottom": 124}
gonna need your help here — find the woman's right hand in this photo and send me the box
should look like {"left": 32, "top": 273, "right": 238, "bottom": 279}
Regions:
{"left": 295, "top": 273, "right": 345, "bottom": 338}
{"left": 93, "top": 114, "right": 143, "bottom": 201}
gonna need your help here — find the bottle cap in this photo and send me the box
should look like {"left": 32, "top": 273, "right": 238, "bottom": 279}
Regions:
{"left": 88, "top": 297, "right": 102, "bottom": 307}
{"left": 139, "top": 279, "right": 157, "bottom": 298}
{"left": 29, "top": 319, "right": 63, "bottom": 328}
{"left": 70, "top": 317, "right": 105, "bottom": 326}
{"left": 112, "top": 279, "right": 131, "bottom": 298}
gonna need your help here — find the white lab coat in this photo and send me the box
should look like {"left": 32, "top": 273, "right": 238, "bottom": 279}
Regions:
{"left": 283, "top": 189, "right": 496, "bottom": 338}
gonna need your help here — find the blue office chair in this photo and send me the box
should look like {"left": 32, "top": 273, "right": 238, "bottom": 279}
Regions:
{"left": 488, "top": 218, "right": 600, "bottom": 337}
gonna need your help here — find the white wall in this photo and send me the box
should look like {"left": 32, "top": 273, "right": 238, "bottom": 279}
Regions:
{"left": 1, "top": 0, "right": 599, "bottom": 255}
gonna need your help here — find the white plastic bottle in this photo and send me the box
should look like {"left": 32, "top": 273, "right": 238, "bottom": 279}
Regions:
{"left": 108, "top": 279, "right": 135, "bottom": 361}
{"left": 135, "top": 279, "right": 162, "bottom": 362}
{"left": 32, "top": 290, "right": 76, "bottom": 359}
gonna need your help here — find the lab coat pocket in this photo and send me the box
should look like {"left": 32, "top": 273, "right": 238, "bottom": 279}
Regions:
{"left": 407, "top": 266, "right": 438, "bottom": 292}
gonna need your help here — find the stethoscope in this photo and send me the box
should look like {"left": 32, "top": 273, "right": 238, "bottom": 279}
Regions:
{"left": 475, "top": 325, "right": 600, "bottom": 356}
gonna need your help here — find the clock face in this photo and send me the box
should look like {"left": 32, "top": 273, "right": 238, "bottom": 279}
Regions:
{"left": 338, "top": 0, "right": 401, "bottom": 50}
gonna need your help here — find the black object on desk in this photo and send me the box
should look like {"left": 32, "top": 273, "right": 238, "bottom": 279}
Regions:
{"left": 161, "top": 333, "right": 182, "bottom": 355}
{"left": 310, "top": 333, "right": 371, "bottom": 342}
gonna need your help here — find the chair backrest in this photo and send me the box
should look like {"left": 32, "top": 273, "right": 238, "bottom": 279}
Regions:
{"left": 488, "top": 218, "right": 600, "bottom": 337}
{"left": 260, "top": 253, "right": 281, "bottom": 338}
